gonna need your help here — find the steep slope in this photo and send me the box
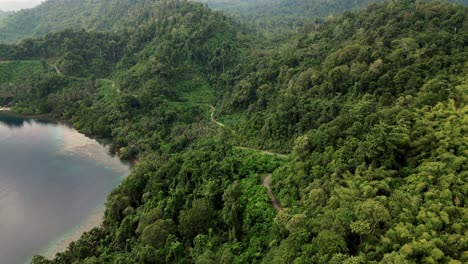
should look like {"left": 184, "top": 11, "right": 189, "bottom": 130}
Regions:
{"left": 204, "top": 0, "right": 384, "bottom": 30}
{"left": 15, "top": 1, "right": 465, "bottom": 264}
{"left": 222, "top": 0, "right": 468, "bottom": 152}
{"left": 220, "top": 1, "right": 468, "bottom": 263}
{"left": 0, "top": 10, "right": 12, "bottom": 22}
{"left": 0, "top": 0, "right": 466, "bottom": 263}
{"left": 1, "top": 0, "right": 231, "bottom": 42}
{"left": 0, "top": 0, "right": 249, "bottom": 158}
{"left": 203, "top": 0, "right": 468, "bottom": 32}
{"left": 2, "top": 0, "right": 466, "bottom": 42}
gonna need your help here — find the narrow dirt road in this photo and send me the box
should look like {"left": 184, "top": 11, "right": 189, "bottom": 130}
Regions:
{"left": 210, "top": 106, "right": 286, "bottom": 210}
{"left": 52, "top": 64, "right": 62, "bottom": 75}
{"left": 210, "top": 105, "right": 225, "bottom": 128}
{"left": 236, "top": 146, "right": 288, "bottom": 159}
{"left": 263, "top": 174, "right": 283, "bottom": 211}
{"left": 100, "top": 79, "right": 119, "bottom": 92}
{"left": 210, "top": 106, "right": 288, "bottom": 159}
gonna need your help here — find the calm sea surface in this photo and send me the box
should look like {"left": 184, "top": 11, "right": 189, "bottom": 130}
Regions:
{"left": 0, "top": 112, "right": 131, "bottom": 264}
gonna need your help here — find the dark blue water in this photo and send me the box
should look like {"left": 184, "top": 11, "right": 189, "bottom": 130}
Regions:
{"left": 0, "top": 112, "right": 131, "bottom": 264}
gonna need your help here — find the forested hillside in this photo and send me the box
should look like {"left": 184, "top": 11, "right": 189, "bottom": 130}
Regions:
{"left": 0, "top": 10, "right": 12, "bottom": 22}
{"left": 0, "top": 0, "right": 246, "bottom": 43}
{"left": 219, "top": 1, "right": 468, "bottom": 263}
{"left": 0, "top": 0, "right": 466, "bottom": 263}
{"left": 202, "top": 0, "right": 468, "bottom": 32}
{"left": 220, "top": 0, "right": 468, "bottom": 152}
{"left": 1, "top": 0, "right": 248, "bottom": 158}
{"left": 3, "top": 0, "right": 466, "bottom": 42}
{"left": 0, "top": 0, "right": 134, "bottom": 42}
{"left": 203, "top": 0, "right": 384, "bottom": 31}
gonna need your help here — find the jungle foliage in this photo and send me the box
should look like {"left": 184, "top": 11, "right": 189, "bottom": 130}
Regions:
{"left": 0, "top": 10, "right": 11, "bottom": 22}
{"left": 0, "top": 0, "right": 466, "bottom": 263}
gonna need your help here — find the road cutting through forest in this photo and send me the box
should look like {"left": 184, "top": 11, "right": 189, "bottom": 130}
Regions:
{"left": 210, "top": 105, "right": 225, "bottom": 127}
{"left": 210, "top": 105, "right": 288, "bottom": 158}
{"left": 263, "top": 174, "right": 283, "bottom": 211}
{"left": 210, "top": 105, "right": 285, "bottom": 211}
{"left": 52, "top": 64, "right": 62, "bottom": 75}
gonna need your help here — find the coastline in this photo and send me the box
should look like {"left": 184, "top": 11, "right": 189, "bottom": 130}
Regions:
{"left": 0, "top": 110, "right": 138, "bottom": 165}
{"left": 42, "top": 206, "right": 105, "bottom": 260}
{"left": 39, "top": 138, "right": 135, "bottom": 260}
{"left": 42, "top": 174, "right": 133, "bottom": 260}
{"left": 0, "top": 108, "right": 74, "bottom": 126}
{"left": 1, "top": 108, "right": 136, "bottom": 260}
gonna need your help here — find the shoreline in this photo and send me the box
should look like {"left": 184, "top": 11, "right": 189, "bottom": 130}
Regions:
{"left": 42, "top": 206, "right": 105, "bottom": 260}
{"left": 0, "top": 110, "right": 135, "bottom": 260}
{"left": 40, "top": 156, "right": 132, "bottom": 259}
{"left": 0, "top": 108, "right": 74, "bottom": 126}
{"left": 0, "top": 109, "right": 139, "bottom": 165}
{"left": 2, "top": 108, "right": 136, "bottom": 259}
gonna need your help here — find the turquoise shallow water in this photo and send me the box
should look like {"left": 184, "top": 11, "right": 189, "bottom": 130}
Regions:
{"left": 0, "top": 112, "right": 131, "bottom": 264}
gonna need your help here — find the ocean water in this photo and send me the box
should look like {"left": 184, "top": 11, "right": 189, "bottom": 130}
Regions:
{"left": 0, "top": 112, "right": 131, "bottom": 264}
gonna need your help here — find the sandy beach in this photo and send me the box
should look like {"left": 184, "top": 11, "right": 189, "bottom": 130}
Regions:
{"left": 0, "top": 107, "right": 11, "bottom": 111}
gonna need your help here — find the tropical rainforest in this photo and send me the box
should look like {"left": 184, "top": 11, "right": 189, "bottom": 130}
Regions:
{"left": 0, "top": 10, "right": 11, "bottom": 22}
{"left": 0, "top": 0, "right": 466, "bottom": 263}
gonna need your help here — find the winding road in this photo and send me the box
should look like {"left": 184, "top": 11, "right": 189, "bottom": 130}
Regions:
{"left": 210, "top": 105, "right": 285, "bottom": 211}
{"left": 263, "top": 174, "right": 283, "bottom": 211}
{"left": 52, "top": 64, "right": 62, "bottom": 75}
{"left": 210, "top": 105, "right": 225, "bottom": 127}
{"left": 235, "top": 146, "right": 289, "bottom": 159}
{"left": 210, "top": 105, "right": 288, "bottom": 158}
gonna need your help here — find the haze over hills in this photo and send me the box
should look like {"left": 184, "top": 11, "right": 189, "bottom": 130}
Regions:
{"left": 2, "top": 0, "right": 466, "bottom": 42}
{"left": 0, "top": 10, "right": 11, "bottom": 21}
{"left": 0, "top": 0, "right": 178, "bottom": 42}
{"left": 0, "top": 0, "right": 466, "bottom": 263}
{"left": 205, "top": 0, "right": 468, "bottom": 31}
{"left": 202, "top": 0, "right": 387, "bottom": 30}
{"left": 0, "top": 0, "right": 43, "bottom": 11}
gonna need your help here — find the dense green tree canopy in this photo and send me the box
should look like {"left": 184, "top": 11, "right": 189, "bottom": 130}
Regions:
{"left": 0, "top": 0, "right": 466, "bottom": 263}
{"left": 0, "top": 10, "right": 12, "bottom": 22}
